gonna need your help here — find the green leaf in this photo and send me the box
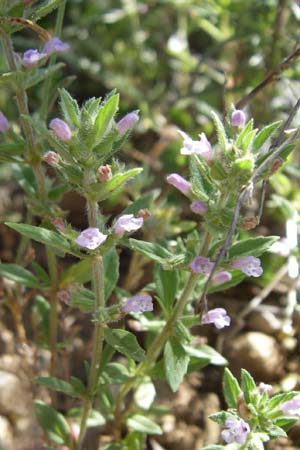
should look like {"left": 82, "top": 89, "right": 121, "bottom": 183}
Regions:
{"left": 122, "top": 192, "right": 154, "bottom": 216}
{"left": 241, "top": 369, "right": 257, "bottom": 404}
{"left": 201, "top": 446, "right": 225, "bottom": 450}
{"left": 30, "top": 0, "right": 66, "bottom": 20}
{"left": 229, "top": 236, "right": 279, "bottom": 258}
{"left": 154, "top": 264, "right": 178, "bottom": 313}
{"left": 211, "top": 111, "right": 228, "bottom": 152}
{"left": 104, "top": 329, "right": 145, "bottom": 361}
{"left": 236, "top": 119, "right": 255, "bottom": 149}
{"left": 5, "top": 222, "right": 81, "bottom": 257}
{"left": 67, "top": 407, "right": 105, "bottom": 427}
{"left": 164, "top": 338, "right": 190, "bottom": 392}
{"left": 70, "top": 286, "right": 95, "bottom": 313}
{"left": 0, "top": 143, "right": 24, "bottom": 162}
{"left": 253, "top": 121, "right": 281, "bottom": 152}
{"left": 101, "top": 363, "right": 131, "bottom": 384}
{"left": 91, "top": 168, "right": 143, "bottom": 201}
{"left": 222, "top": 368, "right": 241, "bottom": 408}
{"left": 190, "top": 155, "right": 215, "bottom": 201}
{"left": 35, "top": 400, "right": 70, "bottom": 445}
{"left": 126, "top": 414, "right": 162, "bottom": 435}
{"left": 24, "top": 64, "right": 64, "bottom": 90}
{"left": 35, "top": 377, "right": 80, "bottom": 397}
{"left": 126, "top": 239, "right": 173, "bottom": 264}
{"left": 59, "top": 88, "right": 80, "bottom": 127}
{"left": 60, "top": 259, "right": 93, "bottom": 286}
{"left": 208, "top": 269, "right": 245, "bottom": 293}
{"left": 34, "top": 295, "right": 50, "bottom": 344}
{"left": 267, "top": 391, "right": 298, "bottom": 412}
{"left": 273, "top": 416, "right": 297, "bottom": 431}
{"left": 0, "top": 263, "right": 40, "bottom": 288}
{"left": 268, "top": 424, "right": 287, "bottom": 438}
{"left": 209, "top": 411, "right": 236, "bottom": 425}
{"left": 103, "top": 248, "right": 119, "bottom": 300}
{"left": 184, "top": 344, "right": 227, "bottom": 366}
{"left": 89, "top": 93, "right": 119, "bottom": 147}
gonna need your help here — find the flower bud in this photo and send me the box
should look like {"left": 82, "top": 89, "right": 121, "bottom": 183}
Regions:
{"left": 43, "top": 37, "right": 70, "bottom": 55}
{"left": 116, "top": 111, "right": 139, "bottom": 136}
{"left": 98, "top": 164, "right": 112, "bottom": 182}
{"left": 166, "top": 173, "right": 192, "bottom": 196}
{"left": 56, "top": 290, "right": 71, "bottom": 305}
{"left": 43, "top": 151, "right": 60, "bottom": 167}
{"left": 0, "top": 112, "right": 10, "bottom": 132}
{"left": 237, "top": 393, "right": 251, "bottom": 421}
{"left": 269, "top": 158, "right": 282, "bottom": 175}
{"left": 231, "top": 109, "right": 246, "bottom": 127}
{"left": 212, "top": 271, "right": 232, "bottom": 286}
{"left": 138, "top": 209, "right": 151, "bottom": 220}
{"left": 22, "top": 49, "right": 46, "bottom": 68}
{"left": 190, "top": 200, "right": 207, "bottom": 215}
{"left": 50, "top": 217, "right": 66, "bottom": 233}
{"left": 240, "top": 216, "right": 258, "bottom": 230}
{"left": 49, "top": 118, "right": 72, "bottom": 142}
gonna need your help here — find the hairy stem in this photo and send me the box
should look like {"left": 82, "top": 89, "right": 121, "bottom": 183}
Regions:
{"left": 78, "top": 193, "right": 105, "bottom": 447}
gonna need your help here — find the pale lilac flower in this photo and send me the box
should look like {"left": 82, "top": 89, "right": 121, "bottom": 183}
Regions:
{"left": 178, "top": 130, "right": 213, "bottom": 162}
{"left": 258, "top": 382, "right": 272, "bottom": 396}
{"left": 231, "top": 256, "right": 263, "bottom": 277}
{"left": 269, "top": 238, "right": 290, "bottom": 257}
{"left": 166, "top": 173, "right": 192, "bottom": 196}
{"left": 116, "top": 111, "right": 139, "bottom": 136}
{"left": 190, "top": 200, "right": 207, "bottom": 215}
{"left": 76, "top": 228, "right": 107, "bottom": 250}
{"left": 122, "top": 294, "right": 153, "bottom": 313}
{"left": 221, "top": 417, "right": 250, "bottom": 445}
{"left": 190, "top": 256, "right": 214, "bottom": 274}
{"left": 231, "top": 110, "right": 246, "bottom": 127}
{"left": 113, "top": 214, "right": 144, "bottom": 236}
{"left": 98, "top": 164, "right": 112, "bottom": 182}
{"left": 281, "top": 397, "right": 300, "bottom": 416}
{"left": 202, "top": 308, "right": 231, "bottom": 329}
{"left": 49, "top": 118, "right": 72, "bottom": 142}
{"left": 22, "top": 49, "right": 46, "bottom": 68}
{"left": 43, "top": 37, "right": 70, "bottom": 55}
{"left": 0, "top": 112, "right": 9, "bottom": 132}
{"left": 212, "top": 271, "right": 232, "bottom": 286}
{"left": 43, "top": 151, "right": 60, "bottom": 167}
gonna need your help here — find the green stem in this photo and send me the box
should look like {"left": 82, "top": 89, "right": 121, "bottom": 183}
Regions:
{"left": 78, "top": 195, "right": 105, "bottom": 447}
{"left": 47, "top": 249, "right": 59, "bottom": 379}
{"left": 114, "top": 272, "right": 199, "bottom": 439}
{"left": 40, "top": 0, "right": 67, "bottom": 120}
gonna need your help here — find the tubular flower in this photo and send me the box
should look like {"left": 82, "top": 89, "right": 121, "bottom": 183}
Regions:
{"left": 281, "top": 397, "right": 300, "bottom": 416}
{"left": 178, "top": 130, "right": 213, "bottom": 162}
{"left": 190, "top": 256, "right": 213, "bottom": 275}
{"left": 113, "top": 214, "right": 144, "bottom": 236}
{"left": 43, "top": 37, "right": 70, "bottom": 55}
{"left": 22, "top": 49, "right": 46, "bottom": 68}
{"left": 231, "top": 256, "right": 263, "bottom": 277}
{"left": 166, "top": 173, "right": 192, "bottom": 196}
{"left": 76, "top": 228, "right": 107, "bottom": 250}
{"left": 202, "top": 308, "right": 231, "bottom": 329}
{"left": 122, "top": 294, "right": 153, "bottom": 313}
{"left": 116, "top": 111, "right": 139, "bottom": 136}
{"left": 221, "top": 417, "right": 250, "bottom": 445}
{"left": 231, "top": 109, "right": 246, "bottom": 127}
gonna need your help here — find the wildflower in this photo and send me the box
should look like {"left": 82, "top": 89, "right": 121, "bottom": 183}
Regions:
{"left": 43, "top": 37, "right": 70, "bottom": 55}
{"left": 113, "top": 214, "right": 143, "bottom": 236}
{"left": 221, "top": 417, "right": 250, "bottom": 445}
{"left": 98, "top": 164, "right": 112, "bottom": 182}
{"left": 178, "top": 130, "right": 213, "bottom": 162}
{"left": 231, "top": 110, "right": 246, "bottom": 127}
{"left": 202, "top": 308, "right": 231, "bottom": 329}
{"left": 212, "top": 271, "right": 232, "bottom": 286}
{"left": 22, "top": 49, "right": 46, "bottom": 68}
{"left": 122, "top": 294, "right": 153, "bottom": 313}
{"left": 166, "top": 173, "right": 192, "bottom": 196}
{"left": 0, "top": 112, "right": 9, "bottom": 132}
{"left": 190, "top": 200, "right": 207, "bottom": 215}
{"left": 231, "top": 256, "right": 263, "bottom": 277}
{"left": 49, "top": 118, "right": 72, "bottom": 142}
{"left": 281, "top": 397, "right": 300, "bottom": 416}
{"left": 258, "top": 382, "right": 272, "bottom": 396}
{"left": 76, "top": 228, "right": 107, "bottom": 250}
{"left": 190, "top": 256, "right": 213, "bottom": 275}
{"left": 116, "top": 111, "right": 139, "bottom": 136}
{"left": 43, "top": 151, "right": 60, "bottom": 167}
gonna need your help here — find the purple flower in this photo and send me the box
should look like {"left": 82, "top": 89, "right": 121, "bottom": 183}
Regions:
{"left": 49, "top": 118, "right": 72, "bottom": 142}
{"left": 76, "top": 228, "right": 107, "bottom": 250}
{"left": 122, "top": 294, "right": 153, "bottom": 313}
{"left": 202, "top": 308, "right": 231, "bottom": 329}
{"left": 178, "top": 130, "right": 213, "bottom": 162}
{"left": 190, "top": 256, "right": 214, "bottom": 274}
{"left": 43, "top": 37, "right": 70, "bottom": 55}
{"left": 231, "top": 110, "right": 246, "bottom": 127}
{"left": 281, "top": 397, "right": 300, "bottom": 416}
{"left": 113, "top": 214, "right": 143, "bottom": 236}
{"left": 116, "top": 111, "right": 139, "bottom": 136}
{"left": 258, "top": 382, "right": 272, "bottom": 396}
{"left": 0, "top": 112, "right": 9, "bottom": 132}
{"left": 212, "top": 271, "right": 232, "bottom": 286}
{"left": 166, "top": 173, "right": 192, "bottom": 196}
{"left": 231, "top": 256, "right": 263, "bottom": 277}
{"left": 190, "top": 201, "right": 207, "bottom": 215}
{"left": 22, "top": 49, "right": 46, "bottom": 68}
{"left": 43, "top": 151, "right": 60, "bottom": 167}
{"left": 221, "top": 417, "right": 250, "bottom": 445}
